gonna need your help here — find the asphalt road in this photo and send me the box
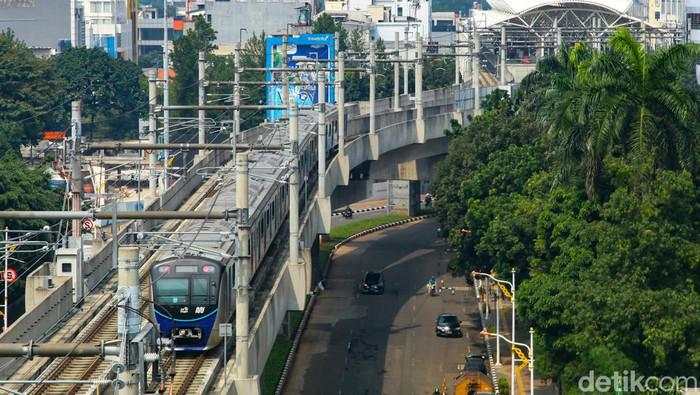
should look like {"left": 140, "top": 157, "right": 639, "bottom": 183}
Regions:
{"left": 285, "top": 218, "right": 486, "bottom": 395}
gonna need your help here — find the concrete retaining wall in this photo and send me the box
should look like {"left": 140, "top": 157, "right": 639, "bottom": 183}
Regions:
{"left": 0, "top": 272, "right": 73, "bottom": 379}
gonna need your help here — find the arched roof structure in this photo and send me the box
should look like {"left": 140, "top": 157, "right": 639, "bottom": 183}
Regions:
{"left": 469, "top": 0, "right": 685, "bottom": 52}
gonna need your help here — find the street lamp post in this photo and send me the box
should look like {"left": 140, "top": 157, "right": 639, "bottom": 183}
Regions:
{"left": 480, "top": 328, "right": 535, "bottom": 395}
{"left": 472, "top": 270, "right": 516, "bottom": 377}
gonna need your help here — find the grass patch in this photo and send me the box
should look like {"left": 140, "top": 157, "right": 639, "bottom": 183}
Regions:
{"left": 260, "top": 311, "right": 303, "bottom": 395}
{"left": 329, "top": 213, "right": 409, "bottom": 240}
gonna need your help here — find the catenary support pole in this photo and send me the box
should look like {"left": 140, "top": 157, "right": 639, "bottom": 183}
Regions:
{"left": 394, "top": 31, "right": 401, "bottom": 111}
{"left": 317, "top": 74, "right": 327, "bottom": 198}
{"left": 369, "top": 38, "right": 376, "bottom": 136}
{"left": 455, "top": 26, "right": 460, "bottom": 85}
{"left": 472, "top": 21, "right": 481, "bottom": 114}
{"left": 282, "top": 35, "right": 289, "bottom": 117}
{"left": 198, "top": 51, "right": 206, "bottom": 155}
{"left": 500, "top": 26, "right": 507, "bottom": 85}
{"left": 70, "top": 100, "right": 84, "bottom": 302}
{"left": 162, "top": 0, "right": 170, "bottom": 190}
{"left": 70, "top": 101, "right": 82, "bottom": 241}
{"left": 415, "top": 32, "right": 424, "bottom": 142}
{"left": 148, "top": 70, "right": 158, "bottom": 195}
{"left": 337, "top": 52, "right": 346, "bottom": 157}
{"left": 117, "top": 247, "right": 140, "bottom": 395}
{"left": 403, "top": 28, "right": 409, "bottom": 95}
{"left": 235, "top": 152, "right": 250, "bottom": 379}
{"left": 289, "top": 103, "right": 300, "bottom": 271}
{"left": 233, "top": 42, "right": 241, "bottom": 157}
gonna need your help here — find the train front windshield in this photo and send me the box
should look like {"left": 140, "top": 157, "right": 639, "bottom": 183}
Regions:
{"left": 154, "top": 277, "right": 217, "bottom": 306}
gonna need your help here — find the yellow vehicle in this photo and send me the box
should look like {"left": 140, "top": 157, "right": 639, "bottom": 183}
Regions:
{"left": 453, "top": 370, "right": 494, "bottom": 395}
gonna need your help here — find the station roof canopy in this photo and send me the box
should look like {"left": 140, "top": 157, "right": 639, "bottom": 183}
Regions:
{"left": 486, "top": 0, "right": 632, "bottom": 15}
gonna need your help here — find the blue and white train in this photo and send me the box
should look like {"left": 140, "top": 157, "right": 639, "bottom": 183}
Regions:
{"left": 150, "top": 109, "right": 338, "bottom": 351}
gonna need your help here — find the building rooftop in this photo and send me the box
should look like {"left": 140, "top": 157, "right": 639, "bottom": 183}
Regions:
{"left": 486, "top": 0, "right": 633, "bottom": 15}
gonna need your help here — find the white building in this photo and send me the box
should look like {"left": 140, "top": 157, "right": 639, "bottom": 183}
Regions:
{"left": 324, "top": 0, "right": 433, "bottom": 43}
{"left": 83, "top": 0, "right": 136, "bottom": 59}
{"left": 688, "top": 0, "right": 700, "bottom": 43}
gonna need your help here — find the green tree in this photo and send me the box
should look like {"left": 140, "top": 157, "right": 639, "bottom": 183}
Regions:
{"left": 171, "top": 16, "right": 217, "bottom": 106}
{"left": 312, "top": 13, "right": 347, "bottom": 51}
{"left": 0, "top": 30, "right": 62, "bottom": 151}
{"left": 0, "top": 152, "right": 61, "bottom": 230}
{"left": 433, "top": 32, "right": 700, "bottom": 388}
{"left": 53, "top": 47, "right": 147, "bottom": 139}
{"left": 208, "top": 33, "right": 267, "bottom": 131}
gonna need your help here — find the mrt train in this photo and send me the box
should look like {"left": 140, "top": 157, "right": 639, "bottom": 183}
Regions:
{"left": 150, "top": 109, "right": 337, "bottom": 351}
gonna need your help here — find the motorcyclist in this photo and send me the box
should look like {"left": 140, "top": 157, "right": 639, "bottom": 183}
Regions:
{"left": 342, "top": 206, "right": 353, "bottom": 218}
{"left": 424, "top": 193, "right": 432, "bottom": 207}
{"left": 427, "top": 276, "right": 437, "bottom": 295}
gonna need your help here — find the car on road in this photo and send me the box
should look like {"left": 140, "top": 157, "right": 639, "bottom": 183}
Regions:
{"left": 435, "top": 313, "right": 462, "bottom": 337}
{"left": 465, "top": 353, "right": 488, "bottom": 375}
{"left": 359, "top": 271, "right": 385, "bottom": 294}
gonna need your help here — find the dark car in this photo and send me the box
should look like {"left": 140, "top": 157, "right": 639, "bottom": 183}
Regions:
{"left": 359, "top": 271, "right": 385, "bottom": 294}
{"left": 465, "top": 353, "right": 488, "bottom": 375}
{"left": 435, "top": 313, "right": 462, "bottom": 337}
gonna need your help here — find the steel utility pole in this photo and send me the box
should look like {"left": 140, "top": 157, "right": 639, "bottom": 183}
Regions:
{"left": 455, "top": 26, "right": 461, "bottom": 85}
{"left": 472, "top": 21, "right": 481, "bottom": 114}
{"left": 234, "top": 152, "right": 251, "bottom": 379}
{"left": 70, "top": 101, "right": 82, "bottom": 241}
{"left": 500, "top": 26, "right": 507, "bottom": 85}
{"left": 162, "top": 0, "right": 170, "bottom": 190}
{"left": 288, "top": 103, "right": 300, "bottom": 271}
{"left": 403, "top": 28, "right": 410, "bottom": 95}
{"left": 317, "top": 71, "right": 327, "bottom": 199}
{"left": 148, "top": 70, "right": 158, "bottom": 195}
{"left": 116, "top": 247, "right": 141, "bottom": 395}
{"left": 233, "top": 42, "right": 241, "bottom": 157}
{"left": 282, "top": 34, "right": 289, "bottom": 117}
{"left": 415, "top": 32, "right": 424, "bottom": 142}
{"left": 70, "top": 100, "right": 84, "bottom": 302}
{"left": 198, "top": 51, "right": 207, "bottom": 156}
{"left": 337, "top": 52, "right": 346, "bottom": 157}
{"left": 393, "top": 31, "right": 401, "bottom": 111}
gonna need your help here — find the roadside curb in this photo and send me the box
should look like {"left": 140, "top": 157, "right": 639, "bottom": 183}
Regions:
{"left": 331, "top": 205, "right": 387, "bottom": 216}
{"left": 274, "top": 214, "right": 430, "bottom": 395}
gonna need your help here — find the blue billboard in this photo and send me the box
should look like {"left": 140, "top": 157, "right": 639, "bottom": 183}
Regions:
{"left": 265, "top": 34, "right": 335, "bottom": 121}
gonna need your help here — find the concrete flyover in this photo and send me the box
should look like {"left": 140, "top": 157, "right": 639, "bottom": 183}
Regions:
{"left": 219, "top": 80, "right": 499, "bottom": 394}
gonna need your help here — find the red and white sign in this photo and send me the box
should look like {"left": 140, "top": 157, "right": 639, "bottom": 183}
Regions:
{"left": 0, "top": 269, "right": 17, "bottom": 283}
{"left": 81, "top": 217, "right": 94, "bottom": 231}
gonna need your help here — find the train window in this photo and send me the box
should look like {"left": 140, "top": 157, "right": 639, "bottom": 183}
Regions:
{"left": 155, "top": 278, "right": 189, "bottom": 305}
{"left": 191, "top": 277, "right": 209, "bottom": 305}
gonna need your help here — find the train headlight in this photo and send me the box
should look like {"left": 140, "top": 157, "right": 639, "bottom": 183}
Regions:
{"left": 202, "top": 265, "right": 215, "bottom": 273}
{"left": 158, "top": 265, "right": 171, "bottom": 274}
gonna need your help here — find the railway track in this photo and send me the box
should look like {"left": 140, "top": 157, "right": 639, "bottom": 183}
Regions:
{"left": 25, "top": 168, "right": 224, "bottom": 395}
{"left": 161, "top": 352, "right": 219, "bottom": 395}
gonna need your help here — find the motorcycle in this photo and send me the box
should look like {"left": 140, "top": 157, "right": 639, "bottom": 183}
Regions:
{"left": 427, "top": 277, "right": 438, "bottom": 296}
{"left": 341, "top": 207, "right": 353, "bottom": 218}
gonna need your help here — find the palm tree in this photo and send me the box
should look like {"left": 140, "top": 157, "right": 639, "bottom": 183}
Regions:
{"left": 523, "top": 43, "right": 606, "bottom": 200}
{"left": 525, "top": 30, "right": 699, "bottom": 200}
{"left": 588, "top": 28, "right": 699, "bottom": 173}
